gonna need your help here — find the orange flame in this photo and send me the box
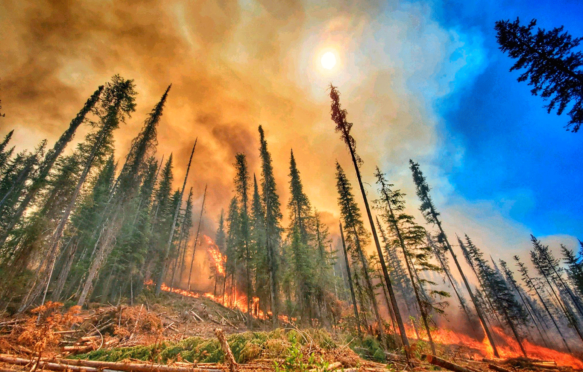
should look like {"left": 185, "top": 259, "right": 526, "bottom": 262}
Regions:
{"left": 204, "top": 235, "right": 226, "bottom": 276}
{"left": 403, "top": 324, "right": 583, "bottom": 369}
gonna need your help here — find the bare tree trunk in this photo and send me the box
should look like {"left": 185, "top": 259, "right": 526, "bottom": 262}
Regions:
{"left": 187, "top": 184, "right": 207, "bottom": 290}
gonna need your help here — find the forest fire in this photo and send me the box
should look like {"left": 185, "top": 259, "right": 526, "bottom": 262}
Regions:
{"left": 204, "top": 235, "right": 226, "bottom": 275}
{"left": 404, "top": 324, "right": 583, "bottom": 369}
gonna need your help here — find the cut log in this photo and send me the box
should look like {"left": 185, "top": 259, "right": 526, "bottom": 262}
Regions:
{"left": 0, "top": 355, "right": 98, "bottom": 372}
{"left": 488, "top": 364, "right": 513, "bottom": 372}
{"left": 424, "top": 355, "right": 475, "bottom": 372}
{"left": 215, "top": 328, "right": 238, "bottom": 372}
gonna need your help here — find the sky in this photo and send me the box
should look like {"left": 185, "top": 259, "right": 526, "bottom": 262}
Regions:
{"left": 0, "top": 0, "right": 581, "bottom": 273}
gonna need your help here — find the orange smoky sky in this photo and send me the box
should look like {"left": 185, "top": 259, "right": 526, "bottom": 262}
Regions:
{"left": 0, "top": 0, "right": 577, "bottom": 279}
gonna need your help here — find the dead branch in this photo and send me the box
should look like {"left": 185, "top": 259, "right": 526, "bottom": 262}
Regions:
{"left": 214, "top": 328, "right": 237, "bottom": 372}
{"left": 0, "top": 355, "right": 98, "bottom": 372}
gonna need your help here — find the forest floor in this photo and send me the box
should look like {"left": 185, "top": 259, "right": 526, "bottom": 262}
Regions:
{"left": 0, "top": 288, "right": 579, "bottom": 372}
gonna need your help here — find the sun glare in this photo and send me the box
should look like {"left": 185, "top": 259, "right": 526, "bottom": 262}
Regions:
{"left": 321, "top": 52, "right": 337, "bottom": 70}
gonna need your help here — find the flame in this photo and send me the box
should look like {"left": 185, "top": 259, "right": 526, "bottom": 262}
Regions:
{"left": 204, "top": 235, "right": 226, "bottom": 276}
{"left": 403, "top": 324, "right": 583, "bottom": 369}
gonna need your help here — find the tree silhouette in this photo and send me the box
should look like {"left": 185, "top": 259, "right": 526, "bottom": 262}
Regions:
{"left": 495, "top": 18, "right": 583, "bottom": 132}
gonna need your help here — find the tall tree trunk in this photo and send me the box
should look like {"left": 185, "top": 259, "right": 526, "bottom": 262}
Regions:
{"left": 187, "top": 184, "right": 207, "bottom": 290}
{"left": 156, "top": 140, "right": 197, "bottom": 296}
{"left": 343, "top": 144, "right": 409, "bottom": 355}
{"left": 378, "top": 182, "right": 435, "bottom": 354}
{"left": 340, "top": 223, "right": 362, "bottom": 338}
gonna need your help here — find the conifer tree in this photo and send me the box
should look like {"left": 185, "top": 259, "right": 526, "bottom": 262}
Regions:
{"left": 495, "top": 18, "right": 583, "bottom": 132}
{"left": 336, "top": 162, "right": 387, "bottom": 348}
{"left": 224, "top": 197, "right": 240, "bottom": 305}
{"left": 410, "top": 160, "right": 499, "bottom": 357}
{"left": 427, "top": 233, "right": 473, "bottom": 324}
{"left": 250, "top": 175, "right": 268, "bottom": 313}
{"left": 464, "top": 236, "right": 528, "bottom": 357}
{"left": 375, "top": 168, "right": 435, "bottom": 353}
{"left": 329, "top": 86, "right": 408, "bottom": 352}
{"left": 51, "top": 155, "right": 116, "bottom": 301}
{"left": 155, "top": 140, "right": 196, "bottom": 296}
{"left": 530, "top": 238, "right": 583, "bottom": 343}
{"left": 515, "top": 255, "right": 572, "bottom": 352}
{"left": 562, "top": 243, "right": 583, "bottom": 295}
{"left": 500, "top": 259, "right": 550, "bottom": 347}
{"left": 0, "top": 86, "right": 104, "bottom": 249}
{"left": 234, "top": 153, "right": 252, "bottom": 324}
{"left": 0, "top": 130, "right": 14, "bottom": 172}
{"left": 79, "top": 83, "right": 171, "bottom": 306}
{"left": 531, "top": 235, "right": 583, "bottom": 317}
{"left": 0, "top": 141, "right": 47, "bottom": 228}
{"left": 458, "top": 237, "right": 501, "bottom": 324}
{"left": 258, "top": 126, "right": 282, "bottom": 328}
{"left": 19, "top": 76, "right": 135, "bottom": 311}
{"left": 216, "top": 210, "right": 226, "bottom": 253}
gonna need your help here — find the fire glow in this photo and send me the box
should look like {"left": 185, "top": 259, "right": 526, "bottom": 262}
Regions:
{"left": 204, "top": 235, "right": 226, "bottom": 275}
{"left": 404, "top": 324, "right": 583, "bottom": 369}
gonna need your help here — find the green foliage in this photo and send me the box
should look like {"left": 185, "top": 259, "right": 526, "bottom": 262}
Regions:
{"left": 495, "top": 18, "right": 583, "bottom": 132}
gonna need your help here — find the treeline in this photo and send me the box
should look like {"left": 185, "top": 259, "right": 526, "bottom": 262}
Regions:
{"left": 0, "top": 77, "right": 582, "bottom": 358}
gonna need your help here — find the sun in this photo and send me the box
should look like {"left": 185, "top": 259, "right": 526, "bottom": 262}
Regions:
{"left": 321, "top": 52, "right": 337, "bottom": 70}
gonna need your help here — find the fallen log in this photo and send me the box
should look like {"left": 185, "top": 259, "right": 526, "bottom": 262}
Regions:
{"left": 488, "top": 364, "right": 513, "bottom": 372}
{"left": 531, "top": 363, "right": 559, "bottom": 370}
{"left": 424, "top": 355, "right": 475, "bottom": 372}
{"left": 53, "top": 357, "right": 223, "bottom": 372}
{"left": 0, "top": 355, "right": 98, "bottom": 372}
{"left": 215, "top": 328, "right": 238, "bottom": 372}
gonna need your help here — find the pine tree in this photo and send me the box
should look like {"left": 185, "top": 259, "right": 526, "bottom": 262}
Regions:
{"left": 495, "top": 19, "right": 583, "bottom": 132}
{"left": 250, "top": 175, "right": 268, "bottom": 315}
{"left": 562, "top": 243, "right": 583, "bottom": 295}
{"left": 374, "top": 168, "right": 436, "bottom": 353}
{"left": 155, "top": 140, "right": 196, "bottom": 296}
{"left": 336, "top": 162, "right": 387, "bottom": 348}
{"left": 458, "top": 237, "right": 501, "bottom": 325}
{"left": 530, "top": 236, "right": 583, "bottom": 343}
{"left": 329, "top": 85, "right": 407, "bottom": 353}
{"left": 234, "top": 153, "right": 252, "bottom": 325}
{"left": 0, "top": 86, "right": 104, "bottom": 249}
{"left": 500, "top": 259, "right": 550, "bottom": 347}
{"left": 224, "top": 197, "right": 240, "bottom": 306}
{"left": 258, "top": 126, "right": 282, "bottom": 328}
{"left": 410, "top": 160, "right": 499, "bottom": 357}
{"left": 0, "top": 130, "right": 14, "bottom": 173}
{"left": 464, "top": 236, "right": 528, "bottom": 357}
{"left": 515, "top": 255, "right": 572, "bottom": 352}
{"left": 19, "top": 76, "right": 135, "bottom": 311}
{"left": 531, "top": 235, "right": 583, "bottom": 317}
{"left": 51, "top": 156, "right": 116, "bottom": 302}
